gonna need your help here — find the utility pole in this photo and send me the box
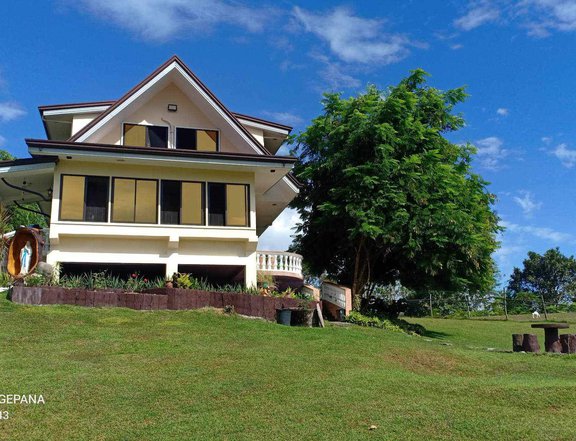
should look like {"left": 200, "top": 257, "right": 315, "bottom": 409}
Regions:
{"left": 503, "top": 291, "right": 508, "bottom": 320}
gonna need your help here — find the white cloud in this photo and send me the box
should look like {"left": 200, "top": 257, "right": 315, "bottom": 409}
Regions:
{"left": 450, "top": 43, "right": 464, "bottom": 50}
{"left": 496, "top": 107, "right": 509, "bottom": 116}
{"left": 513, "top": 191, "right": 542, "bottom": 217}
{"left": 292, "top": 6, "right": 412, "bottom": 65}
{"left": 257, "top": 208, "right": 300, "bottom": 251}
{"left": 552, "top": 143, "right": 576, "bottom": 167}
{"left": 454, "top": 2, "right": 500, "bottom": 30}
{"left": 474, "top": 136, "right": 508, "bottom": 170}
{"left": 521, "top": 0, "right": 576, "bottom": 36}
{"left": 317, "top": 59, "right": 362, "bottom": 90}
{"left": 260, "top": 111, "right": 304, "bottom": 128}
{"left": 75, "top": 0, "right": 270, "bottom": 41}
{"left": 500, "top": 220, "right": 573, "bottom": 243}
{"left": 0, "top": 135, "right": 5, "bottom": 147}
{"left": 541, "top": 136, "right": 553, "bottom": 145}
{"left": 0, "top": 102, "right": 26, "bottom": 122}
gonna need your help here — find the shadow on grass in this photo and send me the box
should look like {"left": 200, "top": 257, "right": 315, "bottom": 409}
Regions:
{"left": 421, "top": 329, "right": 451, "bottom": 339}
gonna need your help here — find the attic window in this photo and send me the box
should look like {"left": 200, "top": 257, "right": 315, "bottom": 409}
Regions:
{"left": 123, "top": 123, "right": 168, "bottom": 148}
{"left": 176, "top": 128, "right": 218, "bottom": 151}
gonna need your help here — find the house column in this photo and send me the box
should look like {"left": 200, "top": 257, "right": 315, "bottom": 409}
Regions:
{"left": 245, "top": 241, "right": 258, "bottom": 288}
{"left": 166, "top": 235, "right": 179, "bottom": 280}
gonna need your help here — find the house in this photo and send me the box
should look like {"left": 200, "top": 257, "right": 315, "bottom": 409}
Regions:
{"left": 0, "top": 56, "right": 302, "bottom": 287}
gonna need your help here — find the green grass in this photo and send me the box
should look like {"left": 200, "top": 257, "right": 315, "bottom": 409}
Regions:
{"left": 1, "top": 298, "right": 575, "bottom": 441}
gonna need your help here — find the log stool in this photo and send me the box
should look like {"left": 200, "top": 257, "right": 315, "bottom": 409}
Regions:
{"left": 560, "top": 334, "right": 576, "bottom": 354}
{"left": 512, "top": 334, "right": 524, "bottom": 352}
{"left": 522, "top": 334, "right": 540, "bottom": 352}
{"left": 531, "top": 323, "right": 570, "bottom": 353}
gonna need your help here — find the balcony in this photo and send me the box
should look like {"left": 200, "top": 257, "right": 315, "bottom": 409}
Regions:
{"left": 256, "top": 251, "right": 303, "bottom": 280}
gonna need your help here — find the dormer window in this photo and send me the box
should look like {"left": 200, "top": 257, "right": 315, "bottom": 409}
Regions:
{"left": 176, "top": 127, "right": 218, "bottom": 151}
{"left": 123, "top": 123, "right": 168, "bottom": 148}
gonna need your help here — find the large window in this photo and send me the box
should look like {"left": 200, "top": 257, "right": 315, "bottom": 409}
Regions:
{"left": 112, "top": 178, "right": 158, "bottom": 223}
{"left": 123, "top": 123, "right": 168, "bottom": 148}
{"left": 161, "top": 181, "right": 205, "bottom": 225}
{"left": 60, "top": 175, "right": 109, "bottom": 222}
{"left": 208, "top": 183, "right": 249, "bottom": 227}
{"left": 176, "top": 128, "right": 218, "bottom": 151}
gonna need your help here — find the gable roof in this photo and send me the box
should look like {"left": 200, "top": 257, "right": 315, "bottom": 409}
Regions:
{"left": 68, "top": 55, "right": 274, "bottom": 156}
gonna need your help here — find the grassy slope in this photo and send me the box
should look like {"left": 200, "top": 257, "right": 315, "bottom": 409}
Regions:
{"left": 1, "top": 298, "right": 575, "bottom": 441}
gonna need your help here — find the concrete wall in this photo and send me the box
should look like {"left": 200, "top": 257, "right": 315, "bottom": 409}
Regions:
{"left": 48, "top": 160, "right": 258, "bottom": 286}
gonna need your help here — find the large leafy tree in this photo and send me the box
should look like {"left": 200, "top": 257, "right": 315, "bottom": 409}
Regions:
{"left": 289, "top": 70, "right": 500, "bottom": 308}
{"left": 507, "top": 248, "right": 576, "bottom": 317}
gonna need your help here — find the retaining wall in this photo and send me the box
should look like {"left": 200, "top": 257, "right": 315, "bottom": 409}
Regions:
{"left": 8, "top": 286, "right": 318, "bottom": 322}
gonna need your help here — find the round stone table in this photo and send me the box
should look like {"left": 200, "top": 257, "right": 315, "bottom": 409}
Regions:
{"left": 531, "top": 323, "right": 570, "bottom": 353}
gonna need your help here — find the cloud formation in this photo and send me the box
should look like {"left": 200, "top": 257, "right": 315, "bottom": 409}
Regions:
{"left": 0, "top": 102, "right": 26, "bottom": 122}
{"left": 257, "top": 208, "right": 299, "bottom": 251}
{"left": 292, "top": 6, "right": 412, "bottom": 65}
{"left": 75, "top": 0, "right": 270, "bottom": 41}
{"left": 260, "top": 111, "right": 303, "bottom": 128}
{"left": 522, "top": 0, "right": 576, "bottom": 37}
{"left": 513, "top": 191, "right": 542, "bottom": 217}
{"left": 552, "top": 143, "right": 576, "bottom": 167}
{"left": 496, "top": 107, "right": 509, "bottom": 116}
{"left": 454, "top": 2, "right": 500, "bottom": 30}
{"left": 474, "top": 136, "right": 508, "bottom": 170}
{"left": 501, "top": 220, "right": 573, "bottom": 243}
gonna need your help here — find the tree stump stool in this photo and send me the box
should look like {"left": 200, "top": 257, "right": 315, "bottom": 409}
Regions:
{"left": 560, "top": 334, "right": 576, "bottom": 354}
{"left": 512, "top": 334, "right": 524, "bottom": 352}
{"left": 522, "top": 334, "right": 540, "bottom": 352}
{"left": 531, "top": 324, "right": 570, "bottom": 353}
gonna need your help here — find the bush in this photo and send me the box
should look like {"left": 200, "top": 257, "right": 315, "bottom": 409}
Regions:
{"left": 345, "top": 311, "right": 426, "bottom": 335}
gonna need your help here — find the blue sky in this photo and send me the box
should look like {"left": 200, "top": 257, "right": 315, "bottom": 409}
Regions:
{"left": 1, "top": 0, "right": 576, "bottom": 285}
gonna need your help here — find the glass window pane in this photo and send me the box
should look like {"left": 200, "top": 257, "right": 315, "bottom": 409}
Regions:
{"left": 226, "top": 184, "right": 248, "bottom": 226}
{"left": 147, "top": 126, "right": 168, "bottom": 148}
{"left": 176, "top": 128, "right": 197, "bottom": 150}
{"left": 208, "top": 183, "right": 225, "bottom": 226}
{"left": 112, "top": 178, "right": 135, "bottom": 222}
{"left": 124, "top": 124, "right": 146, "bottom": 147}
{"left": 85, "top": 177, "right": 109, "bottom": 222}
{"left": 161, "top": 180, "right": 181, "bottom": 224}
{"left": 197, "top": 130, "right": 218, "bottom": 151}
{"left": 182, "top": 182, "right": 204, "bottom": 225}
{"left": 60, "top": 175, "right": 85, "bottom": 221}
{"left": 135, "top": 180, "right": 158, "bottom": 223}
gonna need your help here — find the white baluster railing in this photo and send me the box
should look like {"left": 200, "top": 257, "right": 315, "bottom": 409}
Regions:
{"left": 256, "top": 251, "right": 303, "bottom": 278}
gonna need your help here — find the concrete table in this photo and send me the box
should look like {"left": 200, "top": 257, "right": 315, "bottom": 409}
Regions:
{"left": 531, "top": 323, "right": 570, "bottom": 353}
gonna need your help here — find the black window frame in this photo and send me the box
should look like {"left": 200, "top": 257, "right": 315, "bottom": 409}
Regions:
{"left": 175, "top": 126, "right": 220, "bottom": 152}
{"left": 59, "top": 174, "right": 110, "bottom": 223}
{"left": 111, "top": 176, "right": 159, "bottom": 224}
{"left": 122, "top": 122, "right": 169, "bottom": 149}
{"left": 207, "top": 182, "right": 250, "bottom": 227}
{"left": 161, "top": 180, "right": 206, "bottom": 226}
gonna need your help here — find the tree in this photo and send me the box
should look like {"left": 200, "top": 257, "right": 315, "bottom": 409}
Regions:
{"left": 289, "top": 70, "right": 500, "bottom": 308}
{"left": 507, "top": 248, "right": 576, "bottom": 318}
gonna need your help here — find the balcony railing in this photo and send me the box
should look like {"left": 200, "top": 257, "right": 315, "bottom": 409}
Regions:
{"left": 256, "top": 251, "right": 303, "bottom": 278}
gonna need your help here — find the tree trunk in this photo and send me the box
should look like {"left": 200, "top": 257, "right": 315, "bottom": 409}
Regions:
{"left": 351, "top": 237, "right": 365, "bottom": 311}
{"left": 540, "top": 293, "right": 548, "bottom": 320}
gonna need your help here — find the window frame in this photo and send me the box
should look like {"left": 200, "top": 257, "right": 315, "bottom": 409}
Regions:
{"left": 175, "top": 126, "right": 220, "bottom": 152}
{"left": 207, "top": 182, "right": 250, "bottom": 227}
{"left": 122, "top": 122, "right": 170, "bottom": 149}
{"left": 111, "top": 176, "right": 159, "bottom": 224}
{"left": 160, "top": 180, "right": 206, "bottom": 226}
{"left": 59, "top": 174, "right": 110, "bottom": 223}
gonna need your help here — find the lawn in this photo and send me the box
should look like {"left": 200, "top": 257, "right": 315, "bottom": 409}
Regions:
{"left": 1, "top": 298, "right": 575, "bottom": 441}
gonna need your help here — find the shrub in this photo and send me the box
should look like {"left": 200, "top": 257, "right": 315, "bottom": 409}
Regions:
{"left": 345, "top": 311, "right": 425, "bottom": 335}
{"left": 0, "top": 272, "right": 12, "bottom": 287}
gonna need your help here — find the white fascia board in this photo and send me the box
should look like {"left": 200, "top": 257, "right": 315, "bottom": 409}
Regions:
{"left": 0, "top": 162, "right": 55, "bottom": 175}
{"left": 75, "top": 64, "right": 174, "bottom": 143}
{"left": 282, "top": 175, "right": 300, "bottom": 193}
{"left": 173, "top": 64, "right": 266, "bottom": 155}
{"left": 236, "top": 118, "right": 290, "bottom": 136}
{"left": 75, "top": 62, "right": 267, "bottom": 156}
{"left": 28, "top": 146, "right": 293, "bottom": 171}
{"left": 42, "top": 106, "right": 111, "bottom": 117}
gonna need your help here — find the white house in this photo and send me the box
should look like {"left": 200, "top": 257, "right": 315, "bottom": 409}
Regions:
{"left": 0, "top": 56, "right": 302, "bottom": 287}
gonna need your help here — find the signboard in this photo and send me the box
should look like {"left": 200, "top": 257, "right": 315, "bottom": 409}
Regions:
{"left": 321, "top": 282, "right": 352, "bottom": 316}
